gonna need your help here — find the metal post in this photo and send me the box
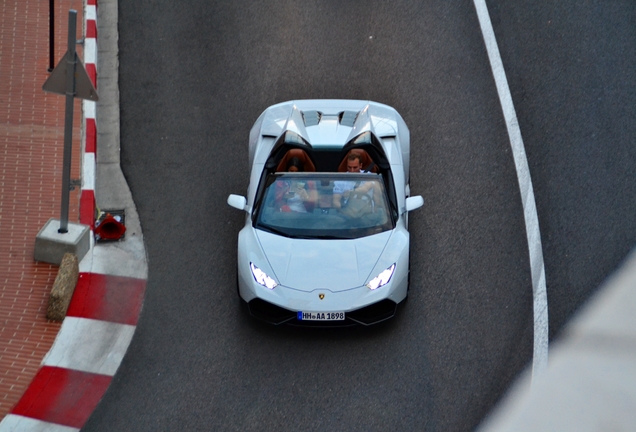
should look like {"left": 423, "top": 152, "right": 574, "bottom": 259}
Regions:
{"left": 58, "top": 10, "right": 77, "bottom": 234}
{"left": 48, "top": 0, "right": 55, "bottom": 72}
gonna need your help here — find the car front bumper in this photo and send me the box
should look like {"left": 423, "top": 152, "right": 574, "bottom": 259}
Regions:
{"left": 246, "top": 297, "right": 399, "bottom": 326}
{"left": 237, "top": 263, "right": 408, "bottom": 326}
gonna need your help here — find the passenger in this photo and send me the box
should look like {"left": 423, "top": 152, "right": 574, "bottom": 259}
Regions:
{"left": 285, "top": 157, "right": 303, "bottom": 173}
{"left": 275, "top": 157, "right": 317, "bottom": 212}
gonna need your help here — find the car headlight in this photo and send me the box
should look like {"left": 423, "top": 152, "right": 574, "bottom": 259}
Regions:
{"left": 366, "top": 264, "right": 396, "bottom": 290}
{"left": 250, "top": 262, "right": 278, "bottom": 289}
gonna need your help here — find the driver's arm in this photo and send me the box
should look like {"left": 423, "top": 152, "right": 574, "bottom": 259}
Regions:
{"left": 353, "top": 182, "right": 374, "bottom": 194}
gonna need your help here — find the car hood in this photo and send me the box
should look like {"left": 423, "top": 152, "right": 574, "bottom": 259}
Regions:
{"left": 255, "top": 230, "right": 392, "bottom": 292}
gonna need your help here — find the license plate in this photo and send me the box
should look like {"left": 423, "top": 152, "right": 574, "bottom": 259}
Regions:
{"left": 297, "top": 311, "right": 345, "bottom": 321}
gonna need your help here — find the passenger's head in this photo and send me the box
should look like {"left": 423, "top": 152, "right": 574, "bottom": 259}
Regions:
{"left": 286, "top": 157, "right": 304, "bottom": 172}
{"left": 346, "top": 153, "right": 363, "bottom": 173}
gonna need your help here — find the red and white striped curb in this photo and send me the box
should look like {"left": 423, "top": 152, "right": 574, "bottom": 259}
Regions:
{"left": 0, "top": 1, "right": 147, "bottom": 430}
{"left": 80, "top": 0, "right": 97, "bottom": 231}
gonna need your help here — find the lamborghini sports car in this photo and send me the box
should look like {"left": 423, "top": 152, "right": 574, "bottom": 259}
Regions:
{"left": 227, "top": 100, "right": 423, "bottom": 326}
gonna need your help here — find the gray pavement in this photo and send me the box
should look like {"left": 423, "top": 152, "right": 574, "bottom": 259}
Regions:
{"left": 84, "top": 0, "right": 636, "bottom": 430}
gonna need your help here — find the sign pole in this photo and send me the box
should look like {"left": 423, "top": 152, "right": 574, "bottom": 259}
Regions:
{"left": 48, "top": 0, "right": 55, "bottom": 72}
{"left": 58, "top": 9, "right": 77, "bottom": 234}
{"left": 35, "top": 9, "right": 97, "bottom": 264}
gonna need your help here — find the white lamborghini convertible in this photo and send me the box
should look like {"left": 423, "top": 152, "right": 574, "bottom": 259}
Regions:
{"left": 228, "top": 100, "right": 423, "bottom": 326}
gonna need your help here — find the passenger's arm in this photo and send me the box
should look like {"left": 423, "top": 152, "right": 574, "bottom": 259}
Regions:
{"left": 332, "top": 193, "right": 343, "bottom": 209}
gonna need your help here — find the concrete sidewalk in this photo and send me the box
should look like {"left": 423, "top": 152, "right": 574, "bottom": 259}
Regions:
{"left": 0, "top": 0, "right": 84, "bottom": 416}
{"left": 1, "top": 0, "right": 148, "bottom": 430}
{"left": 479, "top": 248, "right": 636, "bottom": 431}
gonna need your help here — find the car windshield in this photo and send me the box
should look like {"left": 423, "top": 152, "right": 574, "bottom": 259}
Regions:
{"left": 253, "top": 173, "right": 395, "bottom": 239}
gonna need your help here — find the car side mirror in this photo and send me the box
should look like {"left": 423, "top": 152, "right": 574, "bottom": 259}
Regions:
{"left": 227, "top": 194, "right": 247, "bottom": 211}
{"left": 405, "top": 195, "right": 424, "bottom": 212}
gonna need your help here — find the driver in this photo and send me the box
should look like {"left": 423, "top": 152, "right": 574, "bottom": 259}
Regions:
{"left": 332, "top": 153, "right": 378, "bottom": 210}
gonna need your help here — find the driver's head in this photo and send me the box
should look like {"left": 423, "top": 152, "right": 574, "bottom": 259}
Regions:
{"left": 346, "top": 154, "right": 363, "bottom": 173}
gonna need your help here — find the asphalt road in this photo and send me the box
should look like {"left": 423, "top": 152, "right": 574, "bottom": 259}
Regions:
{"left": 84, "top": 1, "right": 636, "bottom": 431}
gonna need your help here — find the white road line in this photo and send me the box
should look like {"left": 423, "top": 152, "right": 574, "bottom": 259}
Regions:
{"left": 82, "top": 152, "right": 95, "bottom": 190}
{"left": 42, "top": 317, "right": 136, "bottom": 376}
{"left": 83, "top": 99, "right": 96, "bottom": 119}
{"left": 473, "top": 0, "right": 549, "bottom": 378}
{"left": 0, "top": 415, "right": 80, "bottom": 432}
{"left": 83, "top": 37, "right": 97, "bottom": 64}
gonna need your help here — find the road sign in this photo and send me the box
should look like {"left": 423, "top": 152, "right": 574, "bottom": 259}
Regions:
{"left": 43, "top": 50, "right": 98, "bottom": 101}
{"left": 42, "top": 9, "right": 99, "bottom": 234}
